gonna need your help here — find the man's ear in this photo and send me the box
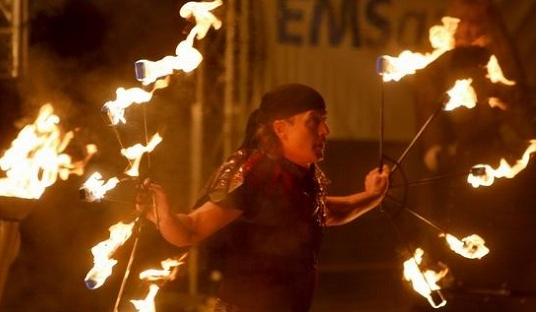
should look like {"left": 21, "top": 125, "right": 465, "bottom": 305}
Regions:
{"left": 272, "top": 119, "right": 288, "bottom": 141}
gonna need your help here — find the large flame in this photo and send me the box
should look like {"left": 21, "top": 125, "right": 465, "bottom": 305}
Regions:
{"left": 442, "top": 233, "right": 489, "bottom": 259}
{"left": 467, "top": 140, "right": 536, "bottom": 188}
{"left": 0, "top": 104, "right": 96, "bottom": 199}
{"left": 380, "top": 17, "right": 459, "bottom": 82}
{"left": 81, "top": 172, "right": 120, "bottom": 202}
{"left": 121, "top": 133, "right": 163, "bottom": 177}
{"left": 84, "top": 221, "right": 136, "bottom": 289}
{"left": 130, "top": 284, "right": 160, "bottom": 312}
{"left": 135, "top": 0, "right": 222, "bottom": 85}
{"left": 403, "top": 248, "right": 448, "bottom": 308}
{"left": 443, "top": 79, "right": 478, "bottom": 111}
{"left": 486, "top": 55, "right": 516, "bottom": 86}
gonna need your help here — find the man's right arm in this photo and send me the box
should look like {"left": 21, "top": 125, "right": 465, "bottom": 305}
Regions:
{"left": 141, "top": 182, "right": 243, "bottom": 247}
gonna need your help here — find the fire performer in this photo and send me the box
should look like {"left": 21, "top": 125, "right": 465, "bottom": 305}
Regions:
{"left": 137, "top": 83, "right": 390, "bottom": 312}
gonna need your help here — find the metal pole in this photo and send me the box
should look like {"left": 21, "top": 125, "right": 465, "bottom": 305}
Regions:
{"left": 379, "top": 77, "right": 384, "bottom": 171}
{"left": 223, "top": 0, "right": 236, "bottom": 158}
{"left": 405, "top": 207, "right": 446, "bottom": 234}
{"left": 142, "top": 102, "right": 150, "bottom": 169}
{"left": 21, "top": 0, "right": 27, "bottom": 76}
{"left": 391, "top": 103, "right": 444, "bottom": 174}
{"left": 112, "top": 218, "right": 143, "bottom": 312}
{"left": 385, "top": 194, "right": 446, "bottom": 234}
{"left": 238, "top": 0, "right": 250, "bottom": 136}
{"left": 187, "top": 38, "right": 205, "bottom": 296}
{"left": 11, "top": 0, "right": 20, "bottom": 78}
{"left": 100, "top": 114, "right": 133, "bottom": 168}
{"left": 390, "top": 172, "right": 469, "bottom": 189}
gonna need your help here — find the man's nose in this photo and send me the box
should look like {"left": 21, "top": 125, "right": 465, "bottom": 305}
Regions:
{"left": 319, "top": 122, "right": 330, "bottom": 137}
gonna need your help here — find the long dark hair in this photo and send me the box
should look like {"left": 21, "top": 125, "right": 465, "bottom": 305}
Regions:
{"left": 240, "top": 109, "right": 282, "bottom": 158}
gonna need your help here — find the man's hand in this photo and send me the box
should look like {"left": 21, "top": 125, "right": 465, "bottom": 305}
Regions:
{"left": 364, "top": 165, "right": 390, "bottom": 200}
{"left": 135, "top": 179, "right": 171, "bottom": 224}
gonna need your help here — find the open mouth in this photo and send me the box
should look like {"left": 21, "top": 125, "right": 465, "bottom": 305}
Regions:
{"left": 314, "top": 142, "right": 326, "bottom": 152}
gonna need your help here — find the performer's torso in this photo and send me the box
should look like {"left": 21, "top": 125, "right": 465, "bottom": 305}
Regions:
{"left": 200, "top": 151, "right": 327, "bottom": 312}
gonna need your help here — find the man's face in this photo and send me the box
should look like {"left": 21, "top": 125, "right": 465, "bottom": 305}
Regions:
{"left": 274, "top": 109, "right": 330, "bottom": 166}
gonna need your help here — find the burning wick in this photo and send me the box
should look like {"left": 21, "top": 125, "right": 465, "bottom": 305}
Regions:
{"left": 80, "top": 172, "right": 120, "bottom": 202}
{"left": 467, "top": 140, "right": 536, "bottom": 188}
{"left": 129, "top": 255, "right": 187, "bottom": 312}
{"left": 486, "top": 55, "right": 516, "bottom": 86}
{"left": 139, "top": 257, "right": 186, "bottom": 282}
{"left": 84, "top": 221, "right": 136, "bottom": 289}
{"left": 403, "top": 248, "right": 448, "bottom": 308}
{"left": 121, "top": 133, "right": 163, "bottom": 177}
{"left": 378, "top": 16, "right": 460, "bottom": 82}
{"left": 130, "top": 284, "right": 160, "bottom": 312}
{"left": 441, "top": 233, "right": 490, "bottom": 259}
{"left": 443, "top": 79, "right": 478, "bottom": 111}
{"left": 134, "top": 0, "right": 223, "bottom": 85}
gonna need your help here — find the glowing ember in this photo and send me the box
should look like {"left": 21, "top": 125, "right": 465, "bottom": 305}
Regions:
{"left": 121, "top": 133, "right": 163, "bottom": 177}
{"left": 488, "top": 97, "right": 508, "bottom": 110}
{"left": 84, "top": 221, "right": 136, "bottom": 289}
{"left": 468, "top": 140, "right": 536, "bottom": 188}
{"left": 139, "top": 257, "right": 185, "bottom": 282}
{"left": 135, "top": 0, "right": 222, "bottom": 85}
{"left": 130, "top": 284, "right": 160, "bottom": 312}
{"left": 486, "top": 55, "right": 516, "bottom": 86}
{"left": 442, "top": 233, "right": 490, "bottom": 259}
{"left": 403, "top": 248, "right": 448, "bottom": 308}
{"left": 380, "top": 17, "right": 459, "bottom": 82}
{"left": 0, "top": 104, "right": 96, "bottom": 199}
{"left": 443, "top": 79, "right": 478, "bottom": 111}
{"left": 81, "top": 172, "right": 120, "bottom": 202}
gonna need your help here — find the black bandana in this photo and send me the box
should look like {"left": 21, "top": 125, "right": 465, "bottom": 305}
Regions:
{"left": 240, "top": 83, "right": 326, "bottom": 150}
{"left": 257, "top": 83, "right": 326, "bottom": 123}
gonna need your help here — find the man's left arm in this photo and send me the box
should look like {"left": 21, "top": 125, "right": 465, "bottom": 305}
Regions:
{"left": 325, "top": 166, "right": 390, "bottom": 226}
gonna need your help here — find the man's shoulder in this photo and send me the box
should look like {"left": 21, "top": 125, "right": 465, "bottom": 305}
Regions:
{"left": 201, "top": 149, "right": 268, "bottom": 200}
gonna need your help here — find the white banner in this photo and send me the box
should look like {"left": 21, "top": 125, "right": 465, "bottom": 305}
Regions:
{"left": 256, "top": 0, "right": 447, "bottom": 140}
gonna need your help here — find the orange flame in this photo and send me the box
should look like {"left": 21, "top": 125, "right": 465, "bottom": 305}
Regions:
{"left": 81, "top": 172, "right": 120, "bottom": 202}
{"left": 103, "top": 79, "right": 169, "bottom": 125}
{"left": 139, "top": 257, "right": 185, "bottom": 282}
{"left": 380, "top": 17, "right": 459, "bottom": 82}
{"left": 467, "top": 140, "right": 536, "bottom": 188}
{"left": 0, "top": 104, "right": 96, "bottom": 199}
{"left": 136, "top": 0, "right": 222, "bottom": 85}
{"left": 120, "top": 133, "right": 163, "bottom": 177}
{"left": 403, "top": 248, "right": 448, "bottom": 308}
{"left": 488, "top": 97, "right": 508, "bottom": 110}
{"left": 486, "top": 55, "right": 516, "bottom": 86}
{"left": 179, "top": 0, "right": 223, "bottom": 39}
{"left": 84, "top": 221, "right": 136, "bottom": 289}
{"left": 130, "top": 255, "right": 187, "bottom": 312}
{"left": 130, "top": 284, "right": 160, "bottom": 312}
{"left": 442, "top": 233, "right": 489, "bottom": 259}
{"left": 443, "top": 79, "right": 477, "bottom": 111}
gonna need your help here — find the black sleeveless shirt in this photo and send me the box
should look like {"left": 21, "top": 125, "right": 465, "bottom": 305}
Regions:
{"left": 195, "top": 149, "right": 328, "bottom": 312}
